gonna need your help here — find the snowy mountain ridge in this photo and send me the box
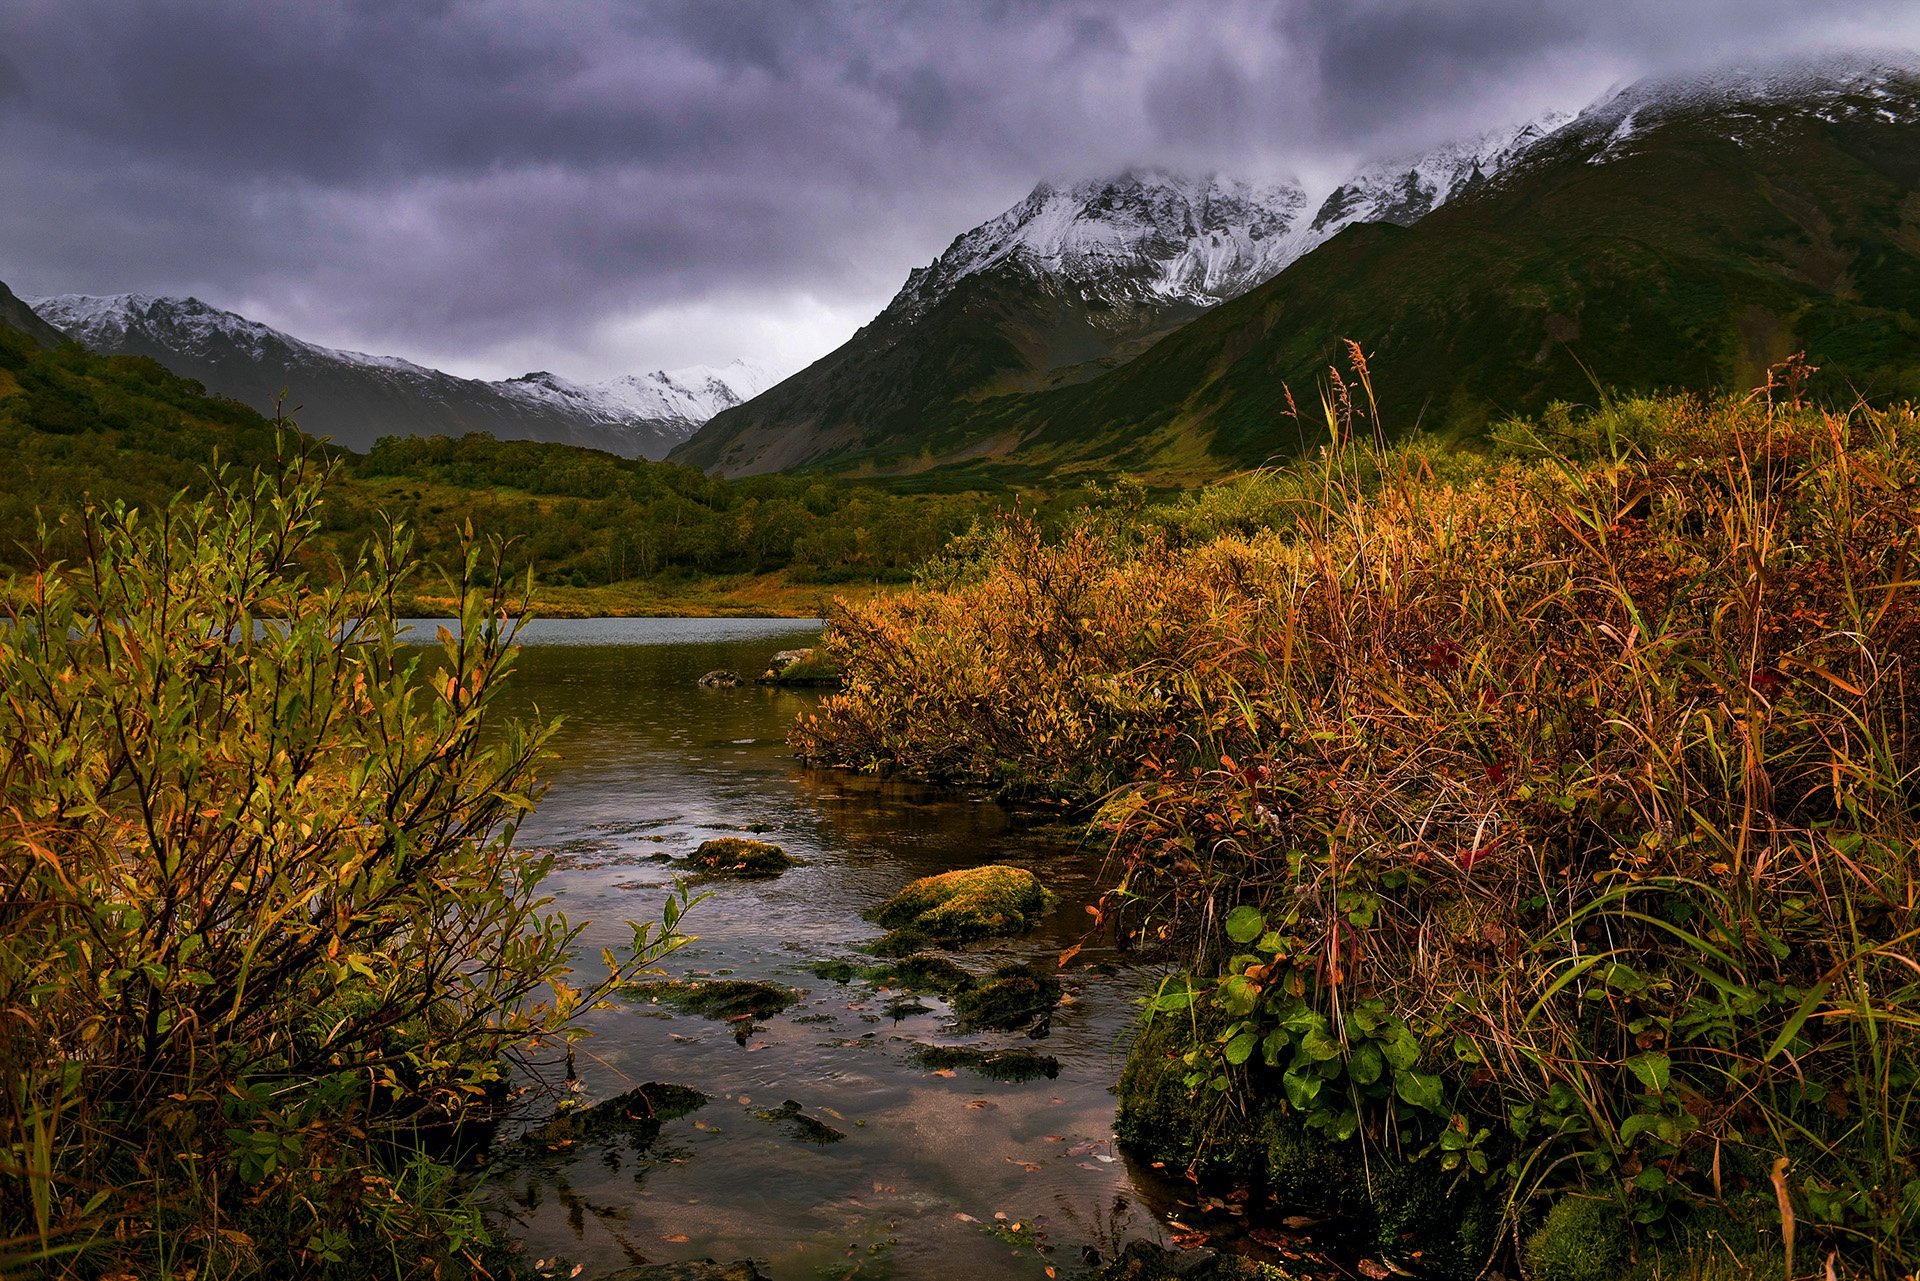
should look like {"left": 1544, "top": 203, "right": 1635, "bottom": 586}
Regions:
{"left": 28, "top": 293, "right": 783, "bottom": 457}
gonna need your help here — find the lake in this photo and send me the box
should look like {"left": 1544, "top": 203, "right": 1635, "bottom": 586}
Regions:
{"left": 430, "top": 617, "right": 1184, "bottom": 1279}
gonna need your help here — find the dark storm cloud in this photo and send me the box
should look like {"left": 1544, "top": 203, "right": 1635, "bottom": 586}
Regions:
{"left": 0, "top": 0, "right": 1915, "bottom": 380}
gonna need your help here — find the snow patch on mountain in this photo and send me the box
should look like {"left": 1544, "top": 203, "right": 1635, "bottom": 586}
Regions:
{"left": 1308, "top": 114, "right": 1574, "bottom": 234}
{"left": 1561, "top": 49, "right": 1920, "bottom": 161}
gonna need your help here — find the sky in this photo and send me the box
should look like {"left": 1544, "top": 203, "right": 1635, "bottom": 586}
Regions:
{"left": 3, "top": 0, "right": 1919, "bottom": 384}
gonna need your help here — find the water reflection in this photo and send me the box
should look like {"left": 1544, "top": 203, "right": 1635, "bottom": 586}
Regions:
{"left": 456, "top": 618, "right": 1172, "bottom": 1280}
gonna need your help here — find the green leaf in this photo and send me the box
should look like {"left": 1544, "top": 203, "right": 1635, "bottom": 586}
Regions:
{"left": 1625, "top": 1052, "right": 1670, "bottom": 1093}
{"left": 1283, "top": 1068, "right": 1323, "bottom": 1110}
{"left": 1224, "top": 1031, "right": 1259, "bottom": 1065}
{"left": 1299, "top": 1022, "right": 1342, "bottom": 1062}
{"left": 1395, "top": 1070, "right": 1446, "bottom": 1113}
{"left": 1381, "top": 1025, "right": 1421, "bottom": 1071}
{"left": 1225, "top": 905, "right": 1265, "bottom": 944}
{"left": 1349, "top": 1040, "right": 1385, "bottom": 1086}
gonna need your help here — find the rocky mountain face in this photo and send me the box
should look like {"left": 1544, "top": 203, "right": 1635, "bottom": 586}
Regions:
{"left": 669, "top": 171, "right": 1321, "bottom": 475}
{"left": 0, "top": 280, "right": 67, "bottom": 350}
{"left": 673, "top": 129, "right": 1568, "bottom": 476}
{"left": 26, "top": 293, "right": 779, "bottom": 458}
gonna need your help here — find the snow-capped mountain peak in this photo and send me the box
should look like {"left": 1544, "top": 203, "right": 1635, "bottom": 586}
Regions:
{"left": 888, "top": 169, "right": 1311, "bottom": 320}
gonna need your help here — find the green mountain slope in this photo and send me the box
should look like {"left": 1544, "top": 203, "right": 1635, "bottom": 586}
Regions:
{"left": 696, "top": 56, "right": 1920, "bottom": 482}
{"left": 986, "top": 64, "right": 1920, "bottom": 476}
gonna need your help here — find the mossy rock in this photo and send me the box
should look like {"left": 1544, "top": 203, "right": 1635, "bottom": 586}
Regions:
{"left": 866, "top": 864, "right": 1056, "bottom": 948}
{"left": 688, "top": 837, "right": 796, "bottom": 878}
{"left": 1116, "top": 1012, "right": 1500, "bottom": 1279}
{"left": 621, "top": 978, "right": 803, "bottom": 1020}
{"left": 909, "top": 1044, "right": 1060, "bottom": 1082}
{"left": 1524, "top": 1196, "right": 1630, "bottom": 1281}
{"left": 1115, "top": 1014, "right": 1249, "bottom": 1179}
{"left": 951, "top": 962, "right": 1060, "bottom": 1030}
{"left": 876, "top": 953, "right": 977, "bottom": 995}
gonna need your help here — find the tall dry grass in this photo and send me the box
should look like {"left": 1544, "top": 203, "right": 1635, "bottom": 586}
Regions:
{"left": 797, "top": 378, "right": 1920, "bottom": 1273}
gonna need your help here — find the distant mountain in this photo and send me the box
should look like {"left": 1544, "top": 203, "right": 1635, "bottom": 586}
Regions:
{"left": 670, "top": 170, "right": 1317, "bottom": 474}
{"left": 942, "top": 51, "right": 1920, "bottom": 478}
{"left": 27, "top": 293, "right": 779, "bottom": 458}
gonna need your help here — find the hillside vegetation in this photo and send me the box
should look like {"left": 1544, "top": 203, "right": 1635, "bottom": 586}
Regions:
{"left": 796, "top": 368, "right": 1920, "bottom": 1277}
{"left": 0, "top": 317, "right": 1021, "bottom": 614}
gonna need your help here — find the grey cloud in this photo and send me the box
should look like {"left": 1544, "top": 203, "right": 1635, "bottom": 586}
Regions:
{"left": 0, "top": 0, "right": 1916, "bottom": 380}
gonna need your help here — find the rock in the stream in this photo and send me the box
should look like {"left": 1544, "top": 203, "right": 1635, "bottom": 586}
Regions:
{"left": 687, "top": 836, "right": 795, "bottom": 878}
{"left": 596, "top": 1261, "right": 770, "bottom": 1281}
{"left": 866, "top": 864, "right": 1056, "bottom": 950}
{"left": 757, "top": 647, "right": 842, "bottom": 686}
{"left": 952, "top": 961, "right": 1061, "bottom": 1031}
{"left": 696, "top": 669, "right": 745, "bottom": 688}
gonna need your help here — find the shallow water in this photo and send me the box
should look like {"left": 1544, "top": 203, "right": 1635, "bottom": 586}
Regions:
{"left": 435, "top": 618, "right": 1182, "bottom": 1279}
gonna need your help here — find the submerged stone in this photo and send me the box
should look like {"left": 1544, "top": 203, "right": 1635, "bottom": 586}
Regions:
{"left": 621, "top": 978, "right": 803, "bottom": 1021}
{"left": 909, "top": 1044, "right": 1061, "bottom": 1082}
{"left": 596, "top": 1261, "right": 770, "bottom": 1281}
{"left": 688, "top": 836, "right": 796, "bottom": 878}
{"left": 753, "top": 1098, "right": 845, "bottom": 1144}
{"left": 515, "top": 1081, "right": 708, "bottom": 1152}
{"left": 866, "top": 864, "right": 1057, "bottom": 949}
{"left": 952, "top": 962, "right": 1061, "bottom": 1031}
{"left": 696, "top": 669, "right": 746, "bottom": 688}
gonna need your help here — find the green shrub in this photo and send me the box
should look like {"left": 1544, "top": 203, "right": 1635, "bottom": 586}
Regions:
{"left": 0, "top": 446, "right": 695, "bottom": 1278}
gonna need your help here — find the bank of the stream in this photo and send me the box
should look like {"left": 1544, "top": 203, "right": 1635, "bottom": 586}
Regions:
{"left": 793, "top": 387, "right": 1920, "bottom": 1280}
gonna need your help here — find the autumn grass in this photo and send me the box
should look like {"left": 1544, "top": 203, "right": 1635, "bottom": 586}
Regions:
{"left": 795, "top": 375, "right": 1920, "bottom": 1277}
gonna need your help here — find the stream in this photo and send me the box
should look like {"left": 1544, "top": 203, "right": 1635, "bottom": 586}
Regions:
{"left": 435, "top": 617, "right": 1193, "bottom": 1280}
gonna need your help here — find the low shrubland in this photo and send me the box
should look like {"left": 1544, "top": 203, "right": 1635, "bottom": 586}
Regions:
{"left": 0, "top": 447, "right": 695, "bottom": 1278}
{"left": 796, "top": 367, "right": 1920, "bottom": 1276}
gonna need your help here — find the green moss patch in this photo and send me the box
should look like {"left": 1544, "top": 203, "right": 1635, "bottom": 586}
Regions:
{"left": 688, "top": 836, "right": 796, "bottom": 878}
{"left": 951, "top": 962, "right": 1060, "bottom": 1030}
{"left": 909, "top": 1045, "right": 1061, "bottom": 1082}
{"left": 866, "top": 864, "right": 1056, "bottom": 949}
{"left": 621, "top": 978, "right": 804, "bottom": 1021}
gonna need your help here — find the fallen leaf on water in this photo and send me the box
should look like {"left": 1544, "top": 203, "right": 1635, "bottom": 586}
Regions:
{"left": 953, "top": 1213, "right": 978, "bottom": 1223}
{"left": 1066, "top": 1142, "right": 1098, "bottom": 1156}
{"left": 930, "top": 1068, "right": 957, "bottom": 1078}
{"left": 747, "top": 1042, "right": 770, "bottom": 1050}
{"left": 661, "top": 1234, "right": 690, "bottom": 1243}
{"left": 822, "top": 1107, "right": 845, "bottom": 1119}
{"left": 1043, "top": 1135, "right": 1065, "bottom": 1143}
{"left": 1171, "top": 1232, "right": 1211, "bottom": 1249}
{"left": 993, "top": 1212, "right": 1008, "bottom": 1221}
{"left": 963, "top": 1099, "right": 993, "bottom": 1110}
{"left": 1094, "top": 1154, "right": 1116, "bottom": 1163}
{"left": 1281, "top": 1215, "right": 1318, "bottom": 1229}
{"left": 1356, "top": 1261, "right": 1392, "bottom": 1280}
{"left": 737, "top": 1095, "right": 751, "bottom": 1105}
{"left": 569, "top": 1267, "right": 583, "bottom": 1279}
{"left": 1077, "top": 1162, "right": 1099, "bottom": 1170}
